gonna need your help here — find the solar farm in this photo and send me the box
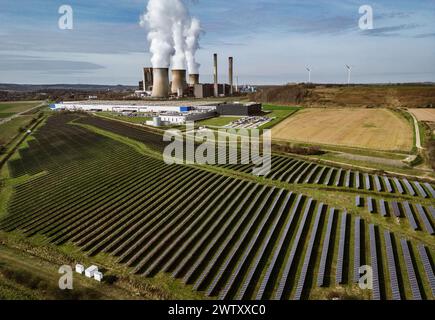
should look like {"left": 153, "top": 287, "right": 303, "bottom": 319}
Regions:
{"left": 0, "top": 112, "right": 433, "bottom": 300}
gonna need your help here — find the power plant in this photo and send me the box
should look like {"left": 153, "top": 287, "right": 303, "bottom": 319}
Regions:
{"left": 140, "top": 53, "right": 237, "bottom": 99}
{"left": 151, "top": 68, "right": 170, "bottom": 98}
{"left": 171, "top": 69, "right": 187, "bottom": 97}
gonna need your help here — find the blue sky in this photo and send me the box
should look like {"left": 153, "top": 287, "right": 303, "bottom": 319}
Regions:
{"left": 0, "top": 0, "right": 434, "bottom": 85}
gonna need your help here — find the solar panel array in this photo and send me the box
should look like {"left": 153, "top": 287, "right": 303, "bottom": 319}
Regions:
{"left": 384, "top": 231, "right": 401, "bottom": 300}
{"left": 335, "top": 169, "right": 343, "bottom": 186}
{"left": 355, "top": 172, "right": 361, "bottom": 189}
{"left": 424, "top": 183, "right": 435, "bottom": 198}
{"left": 274, "top": 198, "right": 314, "bottom": 300}
{"left": 402, "top": 201, "right": 418, "bottom": 231}
{"left": 317, "top": 208, "right": 335, "bottom": 287}
{"left": 403, "top": 179, "right": 416, "bottom": 196}
{"left": 391, "top": 201, "right": 401, "bottom": 218}
{"left": 417, "top": 244, "right": 435, "bottom": 297}
{"left": 379, "top": 199, "right": 387, "bottom": 217}
{"left": 393, "top": 178, "right": 405, "bottom": 194}
{"left": 356, "top": 196, "right": 363, "bottom": 207}
{"left": 336, "top": 212, "right": 347, "bottom": 285}
{"left": 415, "top": 204, "right": 434, "bottom": 235}
{"left": 345, "top": 170, "right": 351, "bottom": 188}
{"left": 383, "top": 176, "right": 393, "bottom": 193}
{"left": 294, "top": 203, "right": 324, "bottom": 300}
{"left": 374, "top": 175, "right": 382, "bottom": 192}
{"left": 354, "top": 217, "right": 361, "bottom": 283}
{"left": 414, "top": 181, "right": 428, "bottom": 198}
{"left": 369, "top": 224, "right": 381, "bottom": 300}
{"left": 256, "top": 194, "right": 304, "bottom": 300}
{"left": 365, "top": 173, "right": 371, "bottom": 190}
{"left": 400, "top": 239, "right": 422, "bottom": 300}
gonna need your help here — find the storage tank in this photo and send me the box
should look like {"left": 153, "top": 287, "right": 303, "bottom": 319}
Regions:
{"left": 171, "top": 69, "right": 187, "bottom": 96}
{"left": 151, "top": 68, "right": 169, "bottom": 98}
{"left": 153, "top": 116, "right": 162, "bottom": 127}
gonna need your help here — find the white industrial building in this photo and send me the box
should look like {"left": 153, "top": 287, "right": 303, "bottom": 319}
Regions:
{"left": 51, "top": 102, "right": 217, "bottom": 126}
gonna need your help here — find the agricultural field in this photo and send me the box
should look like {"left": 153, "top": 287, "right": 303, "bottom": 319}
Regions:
{"left": 271, "top": 108, "right": 414, "bottom": 152}
{"left": 99, "top": 112, "right": 152, "bottom": 124}
{"left": 409, "top": 109, "right": 435, "bottom": 123}
{"left": 0, "top": 116, "right": 36, "bottom": 145}
{"left": 0, "top": 101, "right": 42, "bottom": 117}
{"left": 0, "top": 112, "right": 433, "bottom": 301}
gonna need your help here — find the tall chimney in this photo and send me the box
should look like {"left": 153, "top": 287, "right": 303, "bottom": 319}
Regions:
{"left": 213, "top": 53, "right": 218, "bottom": 97}
{"left": 189, "top": 74, "right": 200, "bottom": 86}
{"left": 229, "top": 57, "right": 234, "bottom": 95}
{"left": 151, "top": 68, "right": 169, "bottom": 98}
{"left": 171, "top": 69, "right": 187, "bottom": 97}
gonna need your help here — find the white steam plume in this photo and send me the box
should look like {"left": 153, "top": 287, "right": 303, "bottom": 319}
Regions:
{"left": 186, "top": 18, "right": 202, "bottom": 74}
{"left": 141, "top": 0, "right": 203, "bottom": 72}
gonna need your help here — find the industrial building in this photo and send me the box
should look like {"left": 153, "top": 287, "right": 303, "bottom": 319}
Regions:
{"left": 216, "top": 103, "right": 263, "bottom": 116}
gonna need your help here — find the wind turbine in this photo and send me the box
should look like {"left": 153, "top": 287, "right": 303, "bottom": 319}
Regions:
{"left": 345, "top": 65, "right": 352, "bottom": 85}
{"left": 306, "top": 67, "right": 311, "bottom": 83}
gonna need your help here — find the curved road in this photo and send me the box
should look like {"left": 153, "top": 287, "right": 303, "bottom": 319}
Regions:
{"left": 408, "top": 110, "right": 423, "bottom": 149}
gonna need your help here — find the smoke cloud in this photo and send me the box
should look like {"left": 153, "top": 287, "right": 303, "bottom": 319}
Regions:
{"left": 141, "top": 0, "right": 202, "bottom": 73}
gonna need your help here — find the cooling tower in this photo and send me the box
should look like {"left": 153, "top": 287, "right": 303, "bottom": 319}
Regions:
{"left": 151, "top": 68, "right": 169, "bottom": 98}
{"left": 229, "top": 57, "right": 234, "bottom": 95}
{"left": 189, "top": 74, "right": 200, "bottom": 86}
{"left": 171, "top": 69, "right": 187, "bottom": 96}
{"left": 213, "top": 53, "right": 218, "bottom": 97}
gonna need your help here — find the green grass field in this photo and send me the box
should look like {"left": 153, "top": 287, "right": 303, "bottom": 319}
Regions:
{"left": 0, "top": 102, "right": 41, "bottom": 117}
{"left": 261, "top": 105, "right": 301, "bottom": 129}
{"left": 196, "top": 116, "right": 242, "bottom": 127}
{"left": 0, "top": 116, "right": 35, "bottom": 145}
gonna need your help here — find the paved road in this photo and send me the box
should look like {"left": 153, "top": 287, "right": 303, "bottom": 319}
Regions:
{"left": 0, "top": 101, "right": 47, "bottom": 126}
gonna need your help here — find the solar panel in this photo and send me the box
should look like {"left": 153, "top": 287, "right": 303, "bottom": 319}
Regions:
{"left": 230, "top": 192, "right": 293, "bottom": 300}
{"left": 391, "top": 201, "right": 401, "bottom": 218}
{"left": 314, "top": 167, "right": 327, "bottom": 184}
{"left": 402, "top": 201, "right": 419, "bottom": 230}
{"left": 423, "top": 183, "right": 435, "bottom": 198}
{"left": 336, "top": 212, "right": 347, "bottom": 285}
{"left": 383, "top": 176, "right": 393, "bottom": 193}
{"left": 384, "top": 231, "right": 401, "bottom": 300}
{"left": 402, "top": 179, "right": 416, "bottom": 196}
{"left": 294, "top": 203, "right": 324, "bottom": 300}
{"left": 393, "top": 178, "right": 404, "bottom": 194}
{"left": 256, "top": 194, "right": 304, "bottom": 300}
{"left": 345, "top": 170, "right": 351, "bottom": 188}
{"left": 317, "top": 208, "right": 335, "bottom": 287}
{"left": 293, "top": 163, "right": 315, "bottom": 184}
{"left": 374, "top": 175, "right": 382, "bottom": 192}
{"left": 355, "top": 172, "right": 360, "bottom": 189}
{"left": 335, "top": 169, "right": 343, "bottom": 186}
{"left": 303, "top": 165, "right": 319, "bottom": 184}
{"left": 354, "top": 217, "right": 361, "bottom": 283}
{"left": 324, "top": 168, "right": 334, "bottom": 186}
{"left": 400, "top": 239, "right": 422, "bottom": 300}
{"left": 415, "top": 204, "right": 434, "bottom": 235}
{"left": 274, "top": 198, "right": 315, "bottom": 300}
{"left": 417, "top": 244, "right": 435, "bottom": 297}
{"left": 364, "top": 173, "right": 371, "bottom": 190}
{"left": 369, "top": 224, "right": 381, "bottom": 300}
{"left": 379, "top": 199, "right": 387, "bottom": 217}
{"left": 413, "top": 181, "right": 428, "bottom": 198}
{"left": 207, "top": 189, "right": 285, "bottom": 297}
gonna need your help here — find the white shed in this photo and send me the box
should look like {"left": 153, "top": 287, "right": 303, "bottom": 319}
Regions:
{"left": 94, "top": 271, "right": 104, "bottom": 282}
{"left": 85, "top": 265, "right": 98, "bottom": 278}
{"left": 75, "top": 264, "right": 85, "bottom": 274}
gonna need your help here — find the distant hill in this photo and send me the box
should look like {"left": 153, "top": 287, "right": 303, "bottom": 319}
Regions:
{"left": 0, "top": 84, "right": 136, "bottom": 92}
{"left": 250, "top": 84, "right": 435, "bottom": 108}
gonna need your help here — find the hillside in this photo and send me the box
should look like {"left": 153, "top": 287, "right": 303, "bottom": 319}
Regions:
{"left": 250, "top": 84, "right": 435, "bottom": 108}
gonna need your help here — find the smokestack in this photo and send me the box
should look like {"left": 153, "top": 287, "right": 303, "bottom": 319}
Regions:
{"left": 171, "top": 69, "right": 187, "bottom": 97}
{"left": 151, "top": 68, "right": 169, "bottom": 98}
{"left": 229, "top": 57, "right": 234, "bottom": 95}
{"left": 213, "top": 53, "right": 218, "bottom": 97}
{"left": 189, "top": 74, "right": 199, "bottom": 86}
